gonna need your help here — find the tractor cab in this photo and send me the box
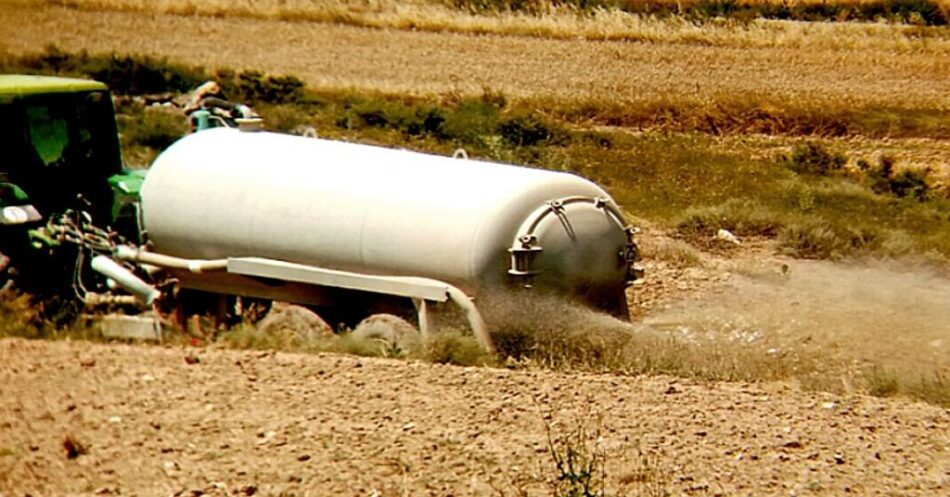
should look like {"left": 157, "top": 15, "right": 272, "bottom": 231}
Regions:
{"left": 0, "top": 75, "right": 123, "bottom": 227}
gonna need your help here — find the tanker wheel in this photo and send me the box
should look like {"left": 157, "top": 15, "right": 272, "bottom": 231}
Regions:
{"left": 352, "top": 314, "right": 422, "bottom": 355}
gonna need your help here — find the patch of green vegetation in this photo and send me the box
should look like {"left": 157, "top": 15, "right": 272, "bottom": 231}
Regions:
{"left": 862, "top": 155, "right": 939, "bottom": 201}
{"left": 115, "top": 99, "right": 189, "bottom": 162}
{"left": 641, "top": 140, "right": 950, "bottom": 259}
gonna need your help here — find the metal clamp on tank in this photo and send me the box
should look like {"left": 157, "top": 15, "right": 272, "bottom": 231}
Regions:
{"left": 622, "top": 226, "right": 645, "bottom": 284}
{"left": 508, "top": 233, "right": 543, "bottom": 288}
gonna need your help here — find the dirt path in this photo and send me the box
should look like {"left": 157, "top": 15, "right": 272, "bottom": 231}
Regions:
{"left": 2, "top": 4, "right": 949, "bottom": 109}
{"left": 1, "top": 338, "right": 947, "bottom": 496}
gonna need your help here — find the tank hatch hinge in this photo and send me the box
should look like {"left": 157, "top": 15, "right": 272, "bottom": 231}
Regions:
{"left": 621, "top": 225, "right": 644, "bottom": 285}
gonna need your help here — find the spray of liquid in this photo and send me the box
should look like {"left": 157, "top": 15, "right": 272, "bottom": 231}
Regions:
{"left": 644, "top": 259, "right": 950, "bottom": 376}
{"left": 478, "top": 260, "right": 950, "bottom": 384}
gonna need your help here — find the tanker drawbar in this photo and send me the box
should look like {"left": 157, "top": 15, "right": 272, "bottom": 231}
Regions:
{"left": 133, "top": 128, "right": 640, "bottom": 346}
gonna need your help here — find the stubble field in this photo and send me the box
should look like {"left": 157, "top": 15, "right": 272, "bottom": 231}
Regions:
{"left": 3, "top": 2, "right": 949, "bottom": 109}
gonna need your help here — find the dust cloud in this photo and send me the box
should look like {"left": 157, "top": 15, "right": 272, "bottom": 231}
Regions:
{"left": 644, "top": 260, "right": 950, "bottom": 375}
{"left": 476, "top": 259, "right": 949, "bottom": 382}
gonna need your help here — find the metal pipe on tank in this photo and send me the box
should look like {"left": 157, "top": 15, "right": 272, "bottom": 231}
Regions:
{"left": 115, "top": 245, "right": 227, "bottom": 273}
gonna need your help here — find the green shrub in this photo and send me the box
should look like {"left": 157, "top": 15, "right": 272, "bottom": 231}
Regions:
{"left": 544, "top": 412, "right": 608, "bottom": 497}
{"left": 499, "top": 114, "right": 562, "bottom": 147}
{"left": 441, "top": 98, "right": 504, "bottom": 144}
{"left": 406, "top": 108, "right": 449, "bottom": 137}
{"left": 867, "top": 155, "right": 935, "bottom": 201}
{"left": 783, "top": 143, "right": 847, "bottom": 176}
{"left": 222, "top": 70, "right": 306, "bottom": 105}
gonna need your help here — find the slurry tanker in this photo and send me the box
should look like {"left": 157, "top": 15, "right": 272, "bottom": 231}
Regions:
{"left": 0, "top": 75, "right": 642, "bottom": 349}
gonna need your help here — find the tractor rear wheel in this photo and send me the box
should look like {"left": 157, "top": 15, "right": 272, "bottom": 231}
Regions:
{"left": 0, "top": 250, "right": 16, "bottom": 296}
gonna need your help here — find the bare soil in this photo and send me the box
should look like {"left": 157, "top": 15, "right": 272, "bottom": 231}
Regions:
{"left": 1, "top": 338, "right": 948, "bottom": 496}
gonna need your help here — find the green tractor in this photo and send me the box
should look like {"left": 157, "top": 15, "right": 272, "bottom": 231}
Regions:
{"left": 0, "top": 75, "right": 144, "bottom": 305}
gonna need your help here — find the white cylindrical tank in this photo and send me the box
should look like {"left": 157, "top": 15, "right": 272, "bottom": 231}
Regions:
{"left": 141, "top": 128, "right": 634, "bottom": 313}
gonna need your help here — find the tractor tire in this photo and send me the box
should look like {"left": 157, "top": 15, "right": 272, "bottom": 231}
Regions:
{"left": 0, "top": 250, "right": 16, "bottom": 296}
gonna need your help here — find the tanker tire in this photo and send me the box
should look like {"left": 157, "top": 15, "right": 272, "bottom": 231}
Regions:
{"left": 256, "top": 302, "right": 332, "bottom": 343}
{"left": 352, "top": 314, "right": 421, "bottom": 354}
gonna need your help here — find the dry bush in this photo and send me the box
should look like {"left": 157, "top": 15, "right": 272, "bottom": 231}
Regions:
{"left": 0, "top": 292, "right": 43, "bottom": 338}
{"left": 413, "top": 330, "right": 496, "bottom": 366}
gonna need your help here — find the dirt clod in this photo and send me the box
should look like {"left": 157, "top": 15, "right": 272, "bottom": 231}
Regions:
{"left": 62, "top": 435, "right": 87, "bottom": 460}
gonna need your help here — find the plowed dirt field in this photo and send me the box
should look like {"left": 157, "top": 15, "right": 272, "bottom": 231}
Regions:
{"left": 1, "top": 338, "right": 948, "bottom": 496}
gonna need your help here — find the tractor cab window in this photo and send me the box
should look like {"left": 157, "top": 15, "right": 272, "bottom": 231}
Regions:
{"left": 1, "top": 90, "right": 122, "bottom": 222}
{"left": 26, "top": 104, "right": 69, "bottom": 167}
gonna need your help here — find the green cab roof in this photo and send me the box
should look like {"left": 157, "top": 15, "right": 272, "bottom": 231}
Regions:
{"left": 0, "top": 74, "right": 108, "bottom": 96}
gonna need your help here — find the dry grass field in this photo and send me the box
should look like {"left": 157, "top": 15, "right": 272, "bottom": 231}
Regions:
{"left": 35, "top": 0, "right": 950, "bottom": 39}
